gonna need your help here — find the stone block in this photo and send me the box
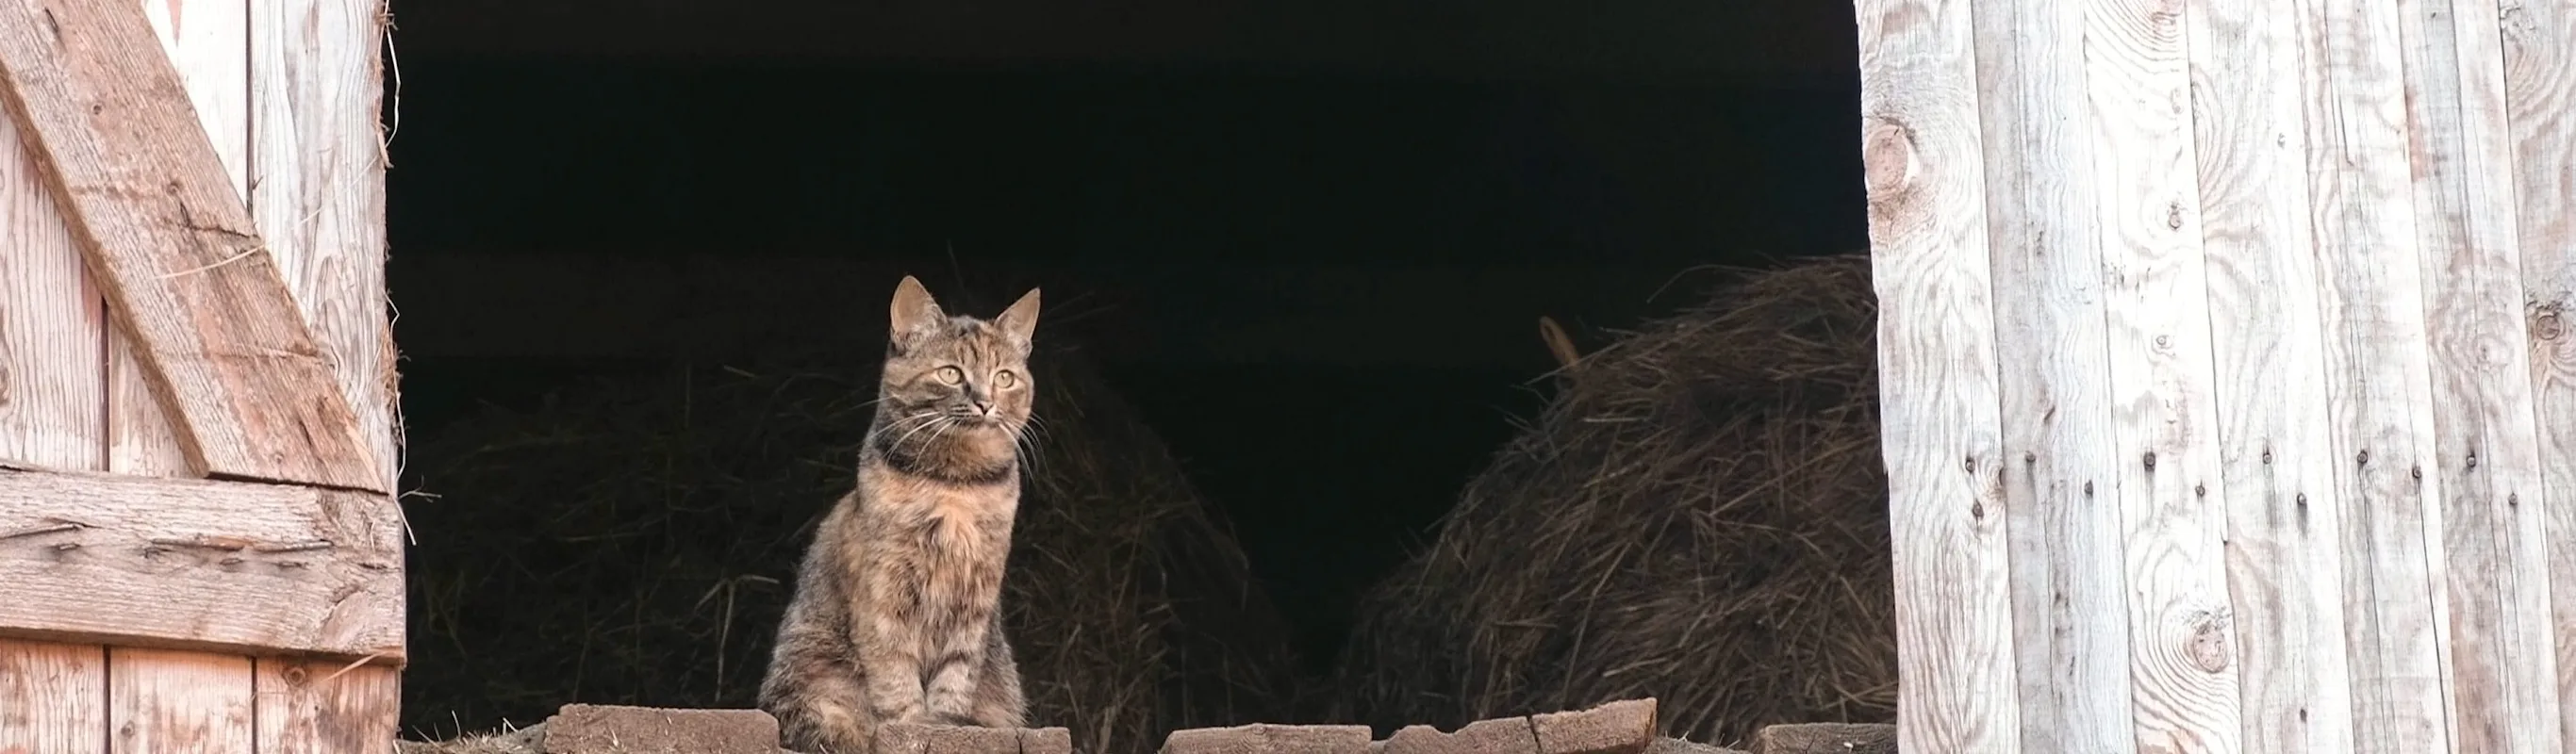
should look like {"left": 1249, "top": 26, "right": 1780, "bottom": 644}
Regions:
{"left": 1161, "top": 723, "right": 1373, "bottom": 754}
{"left": 1378, "top": 716, "right": 1540, "bottom": 754}
{"left": 874, "top": 722, "right": 1025, "bottom": 754}
{"left": 1020, "top": 726, "right": 1076, "bottom": 754}
{"left": 1530, "top": 699, "right": 1658, "bottom": 754}
{"left": 542, "top": 704, "right": 780, "bottom": 754}
{"left": 1746, "top": 723, "right": 1893, "bottom": 754}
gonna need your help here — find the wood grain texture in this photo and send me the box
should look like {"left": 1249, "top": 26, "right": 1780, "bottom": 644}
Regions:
{"left": 1854, "top": 0, "right": 2022, "bottom": 750}
{"left": 0, "top": 466, "right": 405, "bottom": 660}
{"left": 2184, "top": 0, "right": 2361, "bottom": 748}
{"left": 2293, "top": 0, "right": 2456, "bottom": 749}
{"left": 255, "top": 658, "right": 399, "bottom": 754}
{"left": 110, "top": 0, "right": 248, "bottom": 481}
{"left": 2077, "top": 0, "right": 2243, "bottom": 750}
{"left": 2392, "top": 0, "right": 2568, "bottom": 750}
{"left": 0, "top": 92, "right": 102, "bottom": 471}
{"left": 2499, "top": 0, "right": 2576, "bottom": 746}
{"left": 0, "top": 640, "right": 106, "bottom": 754}
{"left": 0, "top": 0, "right": 384, "bottom": 492}
{"left": 1968, "top": 0, "right": 2136, "bottom": 749}
{"left": 251, "top": 0, "right": 400, "bottom": 495}
{"left": 107, "top": 648, "right": 252, "bottom": 754}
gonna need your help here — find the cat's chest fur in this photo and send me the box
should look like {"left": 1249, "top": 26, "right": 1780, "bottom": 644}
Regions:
{"left": 851, "top": 464, "right": 1015, "bottom": 621}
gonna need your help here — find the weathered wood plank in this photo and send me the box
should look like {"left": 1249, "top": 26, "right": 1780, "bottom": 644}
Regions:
{"left": 2499, "top": 0, "right": 2576, "bottom": 746}
{"left": 255, "top": 658, "right": 400, "bottom": 754}
{"left": 0, "top": 466, "right": 405, "bottom": 660}
{"left": 2293, "top": 0, "right": 2456, "bottom": 750}
{"left": 0, "top": 0, "right": 384, "bottom": 492}
{"left": 251, "top": 0, "right": 400, "bottom": 494}
{"left": 0, "top": 640, "right": 107, "bottom": 754}
{"left": 109, "top": 0, "right": 250, "bottom": 481}
{"left": 2185, "top": 0, "right": 2361, "bottom": 748}
{"left": 0, "top": 104, "right": 103, "bottom": 471}
{"left": 107, "top": 648, "right": 253, "bottom": 754}
{"left": 1967, "top": 0, "right": 2134, "bottom": 749}
{"left": 1853, "top": 0, "right": 2021, "bottom": 750}
{"left": 2077, "top": 0, "right": 2244, "bottom": 750}
{"left": 2392, "top": 0, "right": 2568, "bottom": 750}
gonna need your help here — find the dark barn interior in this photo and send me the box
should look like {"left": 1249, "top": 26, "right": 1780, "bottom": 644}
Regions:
{"left": 381, "top": 0, "right": 1871, "bottom": 747}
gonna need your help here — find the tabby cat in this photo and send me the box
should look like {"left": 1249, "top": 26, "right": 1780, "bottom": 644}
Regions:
{"left": 759, "top": 275, "right": 1042, "bottom": 753}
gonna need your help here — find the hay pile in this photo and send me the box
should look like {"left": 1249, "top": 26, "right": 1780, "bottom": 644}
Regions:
{"left": 399, "top": 345, "right": 1302, "bottom": 754}
{"left": 1329, "top": 253, "right": 1894, "bottom": 746}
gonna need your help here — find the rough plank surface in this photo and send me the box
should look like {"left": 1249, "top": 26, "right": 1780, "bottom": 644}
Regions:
{"left": 1529, "top": 699, "right": 1656, "bottom": 754}
{"left": 1020, "top": 727, "right": 1074, "bottom": 754}
{"left": 2501, "top": 0, "right": 2576, "bottom": 746}
{"left": 107, "top": 647, "right": 254, "bottom": 754}
{"left": 0, "top": 466, "right": 404, "bottom": 658}
{"left": 0, "top": 0, "right": 383, "bottom": 492}
{"left": 1966, "top": 0, "right": 2136, "bottom": 747}
{"left": 1746, "top": 724, "right": 1896, "bottom": 754}
{"left": 0, "top": 84, "right": 101, "bottom": 472}
{"left": 255, "top": 658, "right": 401, "bottom": 754}
{"left": 2185, "top": 0, "right": 2363, "bottom": 749}
{"left": 1852, "top": 0, "right": 2022, "bottom": 749}
{"left": 252, "top": 0, "right": 401, "bottom": 493}
{"left": 542, "top": 704, "right": 779, "bottom": 754}
{"left": 1162, "top": 724, "right": 1372, "bottom": 754}
{"left": 0, "top": 640, "right": 105, "bottom": 754}
{"left": 873, "top": 722, "right": 1021, "bottom": 754}
{"left": 2292, "top": 0, "right": 2458, "bottom": 750}
{"left": 2394, "top": 0, "right": 2569, "bottom": 750}
{"left": 1378, "top": 717, "right": 1539, "bottom": 754}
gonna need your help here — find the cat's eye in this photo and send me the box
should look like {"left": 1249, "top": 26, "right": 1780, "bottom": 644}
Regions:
{"left": 994, "top": 369, "right": 1019, "bottom": 388}
{"left": 935, "top": 366, "right": 965, "bottom": 385}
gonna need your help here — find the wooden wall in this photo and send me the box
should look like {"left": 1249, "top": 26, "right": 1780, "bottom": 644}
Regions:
{"left": 1856, "top": 0, "right": 2576, "bottom": 751}
{"left": 0, "top": 0, "right": 400, "bottom": 751}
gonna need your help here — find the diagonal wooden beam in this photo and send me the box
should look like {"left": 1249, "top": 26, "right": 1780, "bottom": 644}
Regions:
{"left": 0, "top": 0, "right": 385, "bottom": 492}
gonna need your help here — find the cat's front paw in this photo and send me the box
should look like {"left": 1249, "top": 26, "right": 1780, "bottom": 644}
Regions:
{"left": 931, "top": 711, "right": 981, "bottom": 728}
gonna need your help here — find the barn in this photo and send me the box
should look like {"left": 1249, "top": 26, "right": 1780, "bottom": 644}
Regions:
{"left": 3, "top": 0, "right": 2572, "bottom": 751}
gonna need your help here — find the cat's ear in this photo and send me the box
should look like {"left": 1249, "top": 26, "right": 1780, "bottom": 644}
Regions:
{"left": 888, "top": 275, "right": 946, "bottom": 348}
{"left": 994, "top": 287, "right": 1041, "bottom": 349}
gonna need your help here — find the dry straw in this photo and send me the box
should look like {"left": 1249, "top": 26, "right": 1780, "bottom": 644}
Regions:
{"left": 398, "top": 345, "right": 1301, "bottom": 754}
{"left": 1329, "top": 253, "right": 1896, "bottom": 746}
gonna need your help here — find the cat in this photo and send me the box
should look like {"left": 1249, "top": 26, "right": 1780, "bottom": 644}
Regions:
{"left": 759, "top": 275, "right": 1042, "bottom": 754}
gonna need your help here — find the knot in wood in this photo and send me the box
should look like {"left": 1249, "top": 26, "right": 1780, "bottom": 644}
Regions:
{"left": 2142, "top": 451, "right": 2158, "bottom": 470}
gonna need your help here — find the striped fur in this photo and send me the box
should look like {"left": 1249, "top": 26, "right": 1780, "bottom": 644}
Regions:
{"left": 760, "top": 276, "right": 1041, "bottom": 754}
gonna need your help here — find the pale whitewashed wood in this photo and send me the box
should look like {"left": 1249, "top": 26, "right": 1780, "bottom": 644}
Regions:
{"left": 2184, "top": 0, "right": 2362, "bottom": 748}
{"left": 2499, "top": 0, "right": 2576, "bottom": 746}
{"left": 0, "top": 0, "right": 385, "bottom": 492}
{"left": 252, "top": 0, "right": 401, "bottom": 496}
{"left": 0, "top": 641, "right": 107, "bottom": 754}
{"left": 2392, "top": 0, "right": 2567, "bottom": 750}
{"left": 0, "top": 466, "right": 405, "bottom": 659}
{"left": 256, "top": 659, "right": 400, "bottom": 754}
{"left": 0, "top": 95, "right": 104, "bottom": 473}
{"left": 1854, "top": 0, "right": 2021, "bottom": 749}
{"left": 109, "top": 0, "right": 248, "bottom": 480}
{"left": 2075, "top": 0, "right": 2243, "bottom": 749}
{"left": 2291, "top": 0, "right": 2456, "bottom": 750}
{"left": 107, "top": 648, "right": 253, "bottom": 754}
{"left": 1968, "top": 0, "right": 2135, "bottom": 748}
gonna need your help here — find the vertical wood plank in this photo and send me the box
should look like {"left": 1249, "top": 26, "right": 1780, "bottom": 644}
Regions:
{"left": 0, "top": 80, "right": 105, "bottom": 471}
{"left": 107, "top": 648, "right": 253, "bottom": 754}
{"left": 250, "top": 0, "right": 404, "bottom": 746}
{"left": 2293, "top": 0, "right": 2457, "bottom": 750}
{"left": 2185, "top": 0, "right": 2362, "bottom": 748}
{"left": 0, "top": 641, "right": 107, "bottom": 754}
{"left": 2498, "top": 0, "right": 2576, "bottom": 746}
{"left": 2392, "top": 0, "right": 2568, "bottom": 750}
{"left": 256, "top": 659, "right": 398, "bottom": 754}
{"left": 1968, "top": 0, "right": 2136, "bottom": 748}
{"left": 108, "top": 0, "right": 251, "bottom": 478}
{"left": 250, "top": 0, "right": 398, "bottom": 492}
{"left": 1853, "top": 0, "right": 2022, "bottom": 749}
{"left": 2078, "top": 0, "right": 2244, "bottom": 749}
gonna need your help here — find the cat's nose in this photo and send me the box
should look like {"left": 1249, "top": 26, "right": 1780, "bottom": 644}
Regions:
{"left": 972, "top": 398, "right": 995, "bottom": 415}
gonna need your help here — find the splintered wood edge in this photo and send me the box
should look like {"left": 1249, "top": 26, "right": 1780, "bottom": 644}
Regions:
{"left": 0, "top": 0, "right": 386, "bottom": 493}
{"left": 0, "top": 467, "right": 405, "bottom": 663}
